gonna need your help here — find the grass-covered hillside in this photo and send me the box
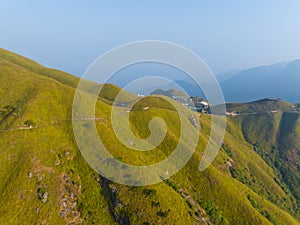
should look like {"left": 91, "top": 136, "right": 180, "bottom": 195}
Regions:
{"left": 0, "top": 48, "right": 299, "bottom": 225}
{"left": 150, "top": 89, "right": 189, "bottom": 98}
{"left": 227, "top": 100, "right": 300, "bottom": 216}
{"left": 226, "top": 98, "right": 296, "bottom": 114}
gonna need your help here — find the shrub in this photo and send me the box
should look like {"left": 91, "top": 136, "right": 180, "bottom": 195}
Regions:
{"left": 24, "top": 119, "right": 35, "bottom": 127}
{"left": 142, "top": 189, "right": 157, "bottom": 197}
{"left": 157, "top": 209, "right": 170, "bottom": 218}
{"left": 198, "top": 199, "right": 229, "bottom": 225}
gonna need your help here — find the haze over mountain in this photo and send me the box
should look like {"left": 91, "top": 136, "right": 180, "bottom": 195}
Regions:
{"left": 221, "top": 60, "right": 300, "bottom": 102}
{"left": 106, "top": 59, "right": 300, "bottom": 104}
{"left": 216, "top": 69, "right": 242, "bottom": 82}
{"left": 1, "top": 48, "right": 300, "bottom": 224}
{"left": 2, "top": 0, "right": 300, "bottom": 224}
{"left": 151, "top": 60, "right": 300, "bottom": 103}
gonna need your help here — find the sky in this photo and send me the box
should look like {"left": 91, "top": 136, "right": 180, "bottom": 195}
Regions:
{"left": 1, "top": 0, "right": 300, "bottom": 76}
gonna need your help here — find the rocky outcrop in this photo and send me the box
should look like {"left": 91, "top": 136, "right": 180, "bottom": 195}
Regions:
{"left": 58, "top": 173, "right": 83, "bottom": 224}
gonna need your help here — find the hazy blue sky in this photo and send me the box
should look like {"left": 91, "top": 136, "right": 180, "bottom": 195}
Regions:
{"left": 1, "top": 0, "right": 300, "bottom": 76}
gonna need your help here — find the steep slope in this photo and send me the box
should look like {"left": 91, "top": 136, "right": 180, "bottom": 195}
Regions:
{"left": 0, "top": 48, "right": 79, "bottom": 88}
{"left": 226, "top": 99, "right": 300, "bottom": 218}
{"left": 0, "top": 49, "right": 299, "bottom": 224}
{"left": 0, "top": 54, "right": 118, "bottom": 224}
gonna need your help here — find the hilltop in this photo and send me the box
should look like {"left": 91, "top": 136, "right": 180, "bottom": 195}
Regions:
{"left": 226, "top": 98, "right": 297, "bottom": 114}
{"left": 0, "top": 48, "right": 299, "bottom": 224}
{"left": 151, "top": 88, "right": 189, "bottom": 98}
{"left": 226, "top": 99, "right": 300, "bottom": 217}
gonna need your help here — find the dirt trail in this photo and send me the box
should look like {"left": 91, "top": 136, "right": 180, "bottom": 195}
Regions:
{"left": 0, "top": 117, "right": 108, "bottom": 132}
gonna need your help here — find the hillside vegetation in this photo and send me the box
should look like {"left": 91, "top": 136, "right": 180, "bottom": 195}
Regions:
{"left": 0, "top": 48, "right": 299, "bottom": 224}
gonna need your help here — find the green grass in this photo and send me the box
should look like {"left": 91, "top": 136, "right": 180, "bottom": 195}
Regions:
{"left": 226, "top": 98, "right": 296, "bottom": 114}
{"left": 0, "top": 48, "right": 300, "bottom": 224}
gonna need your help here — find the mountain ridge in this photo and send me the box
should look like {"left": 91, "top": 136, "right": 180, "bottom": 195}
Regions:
{"left": 221, "top": 60, "right": 300, "bottom": 102}
{"left": 0, "top": 49, "right": 299, "bottom": 224}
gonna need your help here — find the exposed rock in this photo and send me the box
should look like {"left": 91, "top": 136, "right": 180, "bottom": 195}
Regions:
{"left": 37, "top": 188, "right": 48, "bottom": 203}
{"left": 97, "top": 177, "right": 128, "bottom": 224}
{"left": 63, "top": 174, "right": 69, "bottom": 180}
{"left": 41, "top": 192, "right": 48, "bottom": 203}
{"left": 59, "top": 210, "right": 66, "bottom": 218}
{"left": 58, "top": 173, "right": 83, "bottom": 224}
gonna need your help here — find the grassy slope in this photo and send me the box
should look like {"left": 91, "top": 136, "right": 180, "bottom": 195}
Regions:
{"left": 0, "top": 48, "right": 136, "bottom": 104}
{"left": 227, "top": 101, "right": 300, "bottom": 219}
{"left": 0, "top": 48, "right": 299, "bottom": 224}
{"left": 0, "top": 58, "right": 116, "bottom": 224}
{"left": 226, "top": 98, "right": 296, "bottom": 114}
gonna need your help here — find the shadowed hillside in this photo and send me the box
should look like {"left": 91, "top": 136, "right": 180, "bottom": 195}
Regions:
{"left": 227, "top": 99, "right": 300, "bottom": 217}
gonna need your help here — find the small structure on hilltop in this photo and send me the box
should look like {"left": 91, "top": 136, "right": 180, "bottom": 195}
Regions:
{"left": 150, "top": 88, "right": 209, "bottom": 113}
{"left": 190, "top": 96, "right": 209, "bottom": 112}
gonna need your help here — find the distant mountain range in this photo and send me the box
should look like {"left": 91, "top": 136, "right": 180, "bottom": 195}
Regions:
{"left": 1, "top": 48, "right": 300, "bottom": 224}
{"left": 220, "top": 60, "right": 300, "bottom": 102}
{"left": 159, "top": 60, "right": 300, "bottom": 103}
{"left": 118, "top": 59, "right": 300, "bottom": 103}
